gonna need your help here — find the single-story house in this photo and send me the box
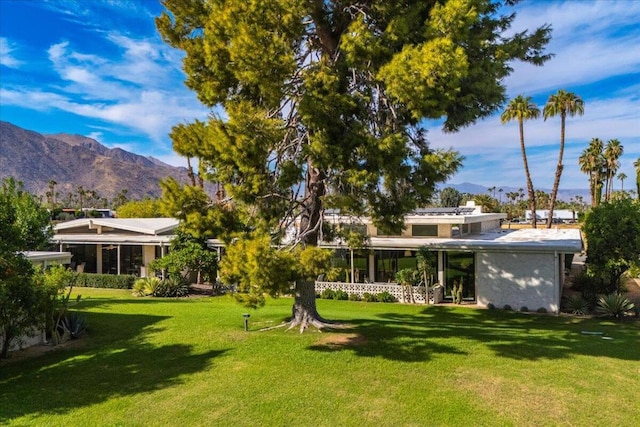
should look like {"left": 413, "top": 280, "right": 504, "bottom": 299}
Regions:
{"left": 51, "top": 218, "right": 180, "bottom": 276}
{"left": 318, "top": 202, "right": 582, "bottom": 313}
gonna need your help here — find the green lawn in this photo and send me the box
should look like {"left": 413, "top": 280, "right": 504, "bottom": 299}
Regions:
{"left": 1, "top": 288, "right": 639, "bottom": 426}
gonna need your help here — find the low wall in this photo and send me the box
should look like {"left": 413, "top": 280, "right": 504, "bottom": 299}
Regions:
{"left": 315, "top": 281, "right": 443, "bottom": 304}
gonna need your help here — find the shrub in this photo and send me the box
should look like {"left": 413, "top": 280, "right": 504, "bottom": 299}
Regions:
{"left": 348, "top": 293, "right": 361, "bottom": 301}
{"left": 334, "top": 290, "right": 349, "bottom": 300}
{"left": 362, "top": 292, "right": 377, "bottom": 302}
{"left": 537, "top": 307, "right": 548, "bottom": 314}
{"left": 486, "top": 303, "right": 495, "bottom": 310}
{"left": 596, "top": 294, "right": 635, "bottom": 319}
{"left": 377, "top": 291, "right": 396, "bottom": 303}
{"left": 59, "top": 312, "right": 87, "bottom": 339}
{"left": 75, "top": 273, "right": 136, "bottom": 289}
{"left": 321, "top": 289, "right": 336, "bottom": 300}
{"left": 519, "top": 306, "right": 529, "bottom": 312}
{"left": 132, "top": 278, "right": 148, "bottom": 297}
{"left": 154, "top": 277, "right": 190, "bottom": 297}
{"left": 563, "top": 295, "right": 590, "bottom": 315}
{"left": 503, "top": 304, "right": 512, "bottom": 311}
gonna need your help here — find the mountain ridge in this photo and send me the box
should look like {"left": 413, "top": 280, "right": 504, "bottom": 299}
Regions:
{"left": 0, "top": 121, "right": 190, "bottom": 201}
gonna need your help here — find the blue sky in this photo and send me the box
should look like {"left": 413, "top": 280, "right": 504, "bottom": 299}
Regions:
{"left": 1, "top": 0, "right": 638, "bottom": 192}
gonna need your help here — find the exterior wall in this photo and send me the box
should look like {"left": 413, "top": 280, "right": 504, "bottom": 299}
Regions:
{"left": 437, "top": 224, "right": 452, "bottom": 237}
{"left": 476, "top": 251, "right": 559, "bottom": 313}
{"left": 481, "top": 219, "right": 501, "bottom": 232}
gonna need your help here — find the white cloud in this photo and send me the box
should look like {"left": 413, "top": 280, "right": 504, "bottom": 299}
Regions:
{"left": 0, "top": 37, "right": 23, "bottom": 68}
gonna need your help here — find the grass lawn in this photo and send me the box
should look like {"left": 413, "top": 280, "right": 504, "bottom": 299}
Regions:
{"left": 1, "top": 288, "right": 639, "bottom": 426}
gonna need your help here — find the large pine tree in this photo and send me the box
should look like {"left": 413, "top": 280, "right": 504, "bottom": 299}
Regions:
{"left": 156, "top": 0, "right": 551, "bottom": 329}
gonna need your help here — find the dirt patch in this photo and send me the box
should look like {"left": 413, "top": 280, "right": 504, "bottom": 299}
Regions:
{"left": 316, "top": 333, "right": 367, "bottom": 348}
{"left": 0, "top": 338, "right": 88, "bottom": 365}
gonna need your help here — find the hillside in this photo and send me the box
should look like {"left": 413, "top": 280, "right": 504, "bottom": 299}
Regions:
{"left": 0, "top": 121, "right": 190, "bottom": 200}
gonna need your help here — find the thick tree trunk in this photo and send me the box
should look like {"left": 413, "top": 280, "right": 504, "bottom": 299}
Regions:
{"left": 289, "top": 161, "right": 333, "bottom": 331}
{"left": 288, "top": 280, "right": 334, "bottom": 332}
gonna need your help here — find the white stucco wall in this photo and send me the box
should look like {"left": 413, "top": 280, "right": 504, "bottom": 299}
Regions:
{"left": 476, "top": 251, "right": 559, "bottom": 313}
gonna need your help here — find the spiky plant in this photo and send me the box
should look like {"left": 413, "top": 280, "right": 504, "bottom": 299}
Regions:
{"left": 564, "top": 295, "right": 590, "bottom": 315}
{"left": 596, "top": 294, "right": 635, "bottom": 319}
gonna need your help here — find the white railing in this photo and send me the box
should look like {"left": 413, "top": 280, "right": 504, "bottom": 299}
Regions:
{"left": 315, "top": 281, "right": 443, "bottom": 304}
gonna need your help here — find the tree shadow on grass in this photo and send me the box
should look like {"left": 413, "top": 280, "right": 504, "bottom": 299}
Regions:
{"left": 0, "top": 311, "right": 226, "bottom": 424}
{"left": 309, "top": 305, "right": 640, "bottom": 362}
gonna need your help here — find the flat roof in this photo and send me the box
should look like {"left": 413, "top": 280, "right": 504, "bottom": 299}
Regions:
{"left": 52, "top": 234, "right": 174, "bottom": 245}
{"left": 321, "top": 228, "right": 582, "bottom": 253}
{"left": 22, "top": 251, "right": 73, "bottom": 263}
{"left": 54, "top": 218, "right": 179, "bottom": 235}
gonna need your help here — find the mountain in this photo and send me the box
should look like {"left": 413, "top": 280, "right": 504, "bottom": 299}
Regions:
{"left": 0, "top": 121, "right": 191, "bottom": 201}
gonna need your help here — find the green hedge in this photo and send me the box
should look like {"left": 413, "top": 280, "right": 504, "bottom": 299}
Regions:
{"left": 74, "top": 273, "right": 136, "bottom": 289}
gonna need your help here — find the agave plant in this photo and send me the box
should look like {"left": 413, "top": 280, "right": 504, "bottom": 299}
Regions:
{"left": 564, "top": 294, "right": 590, "bottom": 315}
{"left": 596, "top": 294, "right": 635, "bottom": 319}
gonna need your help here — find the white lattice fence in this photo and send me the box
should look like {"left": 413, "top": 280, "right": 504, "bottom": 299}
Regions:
{"left": 315, "top": 281, "right": 443, "bottom": 304}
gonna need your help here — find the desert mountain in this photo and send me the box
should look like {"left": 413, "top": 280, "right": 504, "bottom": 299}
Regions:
{"left": 0, "top": 121, "right": 191, "bottom": 201}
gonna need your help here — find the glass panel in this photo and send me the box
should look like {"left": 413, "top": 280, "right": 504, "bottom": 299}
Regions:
{"left": 120, "top": 245, "right": 143, "bottom": 276}
{"left": 66, "top": 244, "right": 97, "bottom": 273}
{"left": 412, "top": 224, "right": 438, "bottom": 236}
{"left": 375, "top": 250, "right": 418, "bottom": 283}
{"left": 444, "top": 251, "right": 475, "bottom": 300}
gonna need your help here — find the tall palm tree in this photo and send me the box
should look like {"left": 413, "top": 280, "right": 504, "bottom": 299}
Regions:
{"left": 501, "top": 95, "right": 540, "bottom": 227}
{"left": 617, "top": 172, "right": 627, "bottom": 191}
{"left": 578, "top": 138, "right": 605, "bottom": 207}
{"left": 543, "top": 90, "right": 584, "bottom": 228}
{"left": 635, "top": 157, "right": 640, "bottom": 200}
{"left": 603, "top": 139, "right": 623, "bottom": 201}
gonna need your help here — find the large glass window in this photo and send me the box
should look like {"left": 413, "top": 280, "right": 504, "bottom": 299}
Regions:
{"left": 444, "top": 251, "right": 475, "bottom": 300}
{"left": 375, "top": 250, "right": 418, "bottom": 282}
{"left": 120, "top": 245, "right": 143, "bottom": 276}
{"left": 66, "top": 244, "right": 97, "bottom": 273}
{"left": 330, "top": 249, "right": 369, "bottom": 283}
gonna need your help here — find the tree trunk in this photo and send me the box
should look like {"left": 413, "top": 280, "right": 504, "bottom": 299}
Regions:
{"left": 519, "top": 119, "right": 537, "bottom": 228}
{"left": 547, "top": 114, "right": 566, "bottom": 228}
{"left": 1, "top": 331, "right": 13, "bottom": 359}
{"left": 288, "top": 280, "right": 333, "bottom": 332}
{"left": 288, "top": 161, "right": 332, "bottom": 331}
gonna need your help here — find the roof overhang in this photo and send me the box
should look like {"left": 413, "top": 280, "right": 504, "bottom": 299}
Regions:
{"left": 22, "top": 251, "right": 73, "bottom": 264}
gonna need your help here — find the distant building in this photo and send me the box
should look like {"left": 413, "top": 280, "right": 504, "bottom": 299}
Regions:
{"left": 525, "top": 210, "right": 577, "bottom": 223}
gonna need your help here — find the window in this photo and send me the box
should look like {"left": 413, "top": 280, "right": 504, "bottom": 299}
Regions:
{"left": 412, "top": 224, "right": 438, "bottom": 237}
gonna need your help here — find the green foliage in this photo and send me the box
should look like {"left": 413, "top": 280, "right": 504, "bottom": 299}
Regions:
{"left": 503, "top": 304, "right": 513, "bottom": 311}
{"left": 362, "top": 292, "right": 377, "bottom": 303}
{"left": 156, "top": 0, "right": 550, "bottom": 242}
{"left": 376, "top": 291, "right": 396, "bottom": 303}
{"left": 115, "top": 198, "right": 168, "bottom": 218}
{"left": 537, "top": 307, "right": 548, "bottom": 314}
{"left": 439, "top": 187, "right": 463, "bottom": 208}
{"left": 40, "top": 265, "right": 77, "bottom": 345}
{"left": 0, "top": 253, "right": 44, "bottom": 358}
{"left": 334, "top": 290, "right": 349, "bottom": 301}
{"left": 595, "top": 294, "right": 635, "bottom": 319}
{"left": 132, "top": 277, "right": 161, "bottom": 297}
{"left": 150, "top": 231, "right": 217, "bottom": 283}
{"left": 348, "top": 293, "right": 362, "bottom": 302}
{"left": 0, "top": 177, "right": 52, "bottom": 252}
{"left": 75, "top": 273, "right": 136, "bottom": 289}
{"left": 154, "top": 277, "right": 190, "bottom": 298}
{"left": 487, "top": 303, "right": 495, "bottom": 310}
{"left": 395, "top": 268, "right": 416, "bottom": 286}
{"left": 321, "top": 289, "right": 336, "bottom": 300}
{"left": 563, "top": 295, "right": 590, "bottom": 315}
{"left": 583, "top": 198, "right": 640, "bottom": 293}
{"left": 519, "top": 306, "right": 529, "bottom": 313}
{"left": 58, "top": 312, "right": 87, "bottom": 340}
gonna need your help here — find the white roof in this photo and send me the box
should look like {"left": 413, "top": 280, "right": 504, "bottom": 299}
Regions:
{"left": 54, "top": 218, "right": 179, "bottom": 235}
{"left": 52, "top": 234, "right": 174, "bottom": 245}
{"left": 321, "top": 228, "right": 582, "bottom": 253}
{"left": 22, "top": 251, "right": 73, "bottom": 263}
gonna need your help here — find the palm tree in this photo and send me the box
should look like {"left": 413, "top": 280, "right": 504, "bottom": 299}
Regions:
{"left": 543, "top": 90, "right": 584, "bottom": 228}
{"left": 617, "top": 172, "right": 627, "bottom": 192}
{"left": 578, "top": 138, "right": 605, "bottom": 207}
{"left": 501, "top": 95, "right": 540, "bottom": 227}
{"left": 635, "top": 157, "right": 640, "bottom": 200}
{"left": 603, "top": 139, "right": 623, "bottom": 201}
